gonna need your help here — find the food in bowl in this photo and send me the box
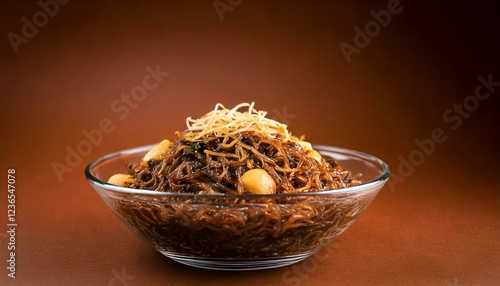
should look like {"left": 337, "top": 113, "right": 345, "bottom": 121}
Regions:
{"left": 108, "top": 102, "right": 362, "bottom": 193}
{"left": 86, "top": 102, "right": 390, "bottom": 270}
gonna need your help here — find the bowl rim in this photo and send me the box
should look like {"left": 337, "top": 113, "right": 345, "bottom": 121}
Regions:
{"left": 85, "top": 144, "right": 391, "bottom": 197}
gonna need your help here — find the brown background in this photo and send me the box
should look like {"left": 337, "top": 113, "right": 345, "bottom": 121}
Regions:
{"left": 1, "top": 1, "right": 499, "bottom": 285}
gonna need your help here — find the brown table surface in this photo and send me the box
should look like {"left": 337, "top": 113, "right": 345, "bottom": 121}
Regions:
{"left": 1, "top": 1, "right": 499, "bottom": 285}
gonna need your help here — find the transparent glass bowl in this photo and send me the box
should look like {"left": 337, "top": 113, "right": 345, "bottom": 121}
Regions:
{"left": 85, "top": 144, "right": 390, "bottom": 271}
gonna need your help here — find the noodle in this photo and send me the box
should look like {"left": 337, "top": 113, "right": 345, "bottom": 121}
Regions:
{"left": 111, "top": 193, "right": 377, "bottom": 259}
{"left": 108, "top": 103, "right": 366, "bottom": 260}
{"left": 126, "top": 131, "right": 360, "bottom": 194}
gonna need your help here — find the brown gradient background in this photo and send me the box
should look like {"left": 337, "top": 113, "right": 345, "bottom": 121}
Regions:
{"left": 1, "top": 1, "right": 499, "bottom": 285}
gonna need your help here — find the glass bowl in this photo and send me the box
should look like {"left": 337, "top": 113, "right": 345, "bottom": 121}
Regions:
{"left": 85, "top": 144, "right": 390, "bottom": 271}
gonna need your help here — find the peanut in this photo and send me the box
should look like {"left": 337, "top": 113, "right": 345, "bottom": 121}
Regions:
{"left": 241, "top": 169, "right": 276, "bottom": 195}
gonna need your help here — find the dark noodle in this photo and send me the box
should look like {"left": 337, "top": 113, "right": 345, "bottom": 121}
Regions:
{"left": 125, "top": 131, "right": 361, "bottom": 194}
{"left": 107, "top": 129, "right": 370, "bottom": 260}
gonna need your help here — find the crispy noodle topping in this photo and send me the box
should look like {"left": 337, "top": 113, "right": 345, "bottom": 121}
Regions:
{"left": 183, "top": 102, "right": 291, "bottom": 142}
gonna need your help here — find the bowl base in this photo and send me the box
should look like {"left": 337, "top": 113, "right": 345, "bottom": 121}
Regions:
{"left": 160, "top": 252, "right": 313, "bottom": 271}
